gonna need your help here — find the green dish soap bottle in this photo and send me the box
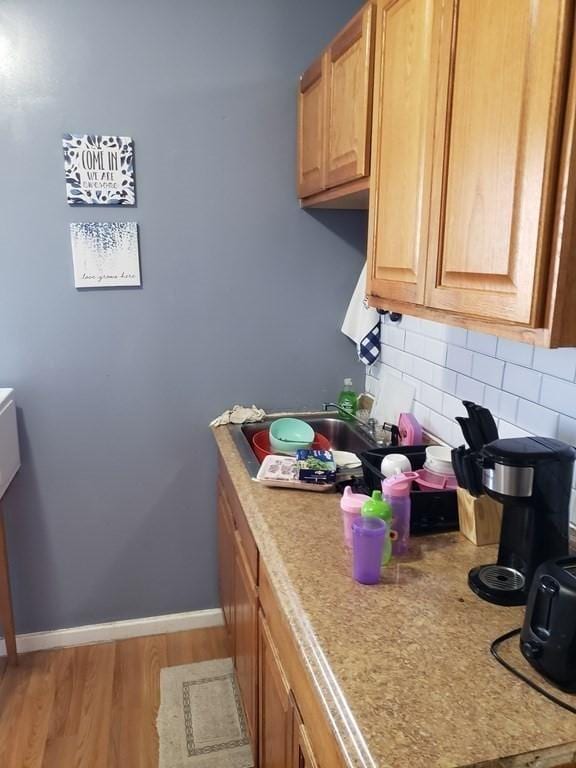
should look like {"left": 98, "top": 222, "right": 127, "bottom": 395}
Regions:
{"left": 361, "top": 491, "right": 393, "bottom": 565}
{"left": 338, "top": 378, "right": 358, "bottom": 422}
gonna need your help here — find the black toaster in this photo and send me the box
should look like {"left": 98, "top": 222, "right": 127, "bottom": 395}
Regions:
{"left": 520, "top": 556, "right": 576, "bottom": 692}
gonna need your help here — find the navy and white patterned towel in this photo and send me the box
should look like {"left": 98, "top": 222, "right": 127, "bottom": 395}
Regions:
{"left": 358, "top": 321, "right": 381, "bottom": 365}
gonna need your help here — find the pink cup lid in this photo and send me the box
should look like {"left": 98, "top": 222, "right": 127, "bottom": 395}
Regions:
{"left": 382, "top": 471, "right": 418, "bottom": 496}
{"left": 340, "top": 485, "right": 370, "bottom": 513}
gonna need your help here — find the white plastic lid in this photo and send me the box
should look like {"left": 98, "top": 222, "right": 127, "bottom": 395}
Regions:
{"left": 344, "top": 377, "right": 353, "bottom": 386}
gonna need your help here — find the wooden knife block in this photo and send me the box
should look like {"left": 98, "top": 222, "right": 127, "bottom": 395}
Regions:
{"left": 457, "top": 488, "right": 503, "bottom": 546}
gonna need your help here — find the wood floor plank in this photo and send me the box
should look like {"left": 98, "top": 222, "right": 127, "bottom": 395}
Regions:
{"left": 0, "top": 625, "right": 227, "bottom": 767}
{"left": 167, "top": 626, "right": 229, "bottom": 667}
{"left": 72, "top": 643, "right": 116, "bottom": 768}
{"left": 108, "top": 634, "right": 168, "bottom": 768}
{"left": 0, "top": 651, "right": 58, "bottom": 768}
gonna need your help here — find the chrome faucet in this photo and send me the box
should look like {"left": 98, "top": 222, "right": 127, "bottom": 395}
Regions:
{"left": 322, "top": 402, "right": 379, "bottom": 442}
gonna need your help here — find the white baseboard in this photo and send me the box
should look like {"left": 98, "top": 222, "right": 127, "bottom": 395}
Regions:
{"left": 0, "top": 607, "right": 224, "bottom": 656}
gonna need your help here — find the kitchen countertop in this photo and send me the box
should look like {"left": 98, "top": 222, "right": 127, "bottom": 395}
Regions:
{"left": 213, "top": 425, "right": 576, "bottom": 768}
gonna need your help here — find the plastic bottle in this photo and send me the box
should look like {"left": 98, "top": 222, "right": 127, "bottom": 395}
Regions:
{"left": 338, "top": 378, "right": 358, "bottom": 422}
{"left": 381, "top": 472, "right": 418, "bottom": 556}
{"left": 361, "top": 490, "right": 393, "bottom": 565}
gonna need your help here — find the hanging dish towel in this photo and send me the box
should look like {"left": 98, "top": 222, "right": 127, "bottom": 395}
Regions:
{"left": 341, "top": 264, "right": 380, "bottom": 365}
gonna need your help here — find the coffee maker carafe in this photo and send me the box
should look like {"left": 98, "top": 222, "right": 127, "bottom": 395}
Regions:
{"left": 453, "top": 436, "right": 575, "bottom": 606}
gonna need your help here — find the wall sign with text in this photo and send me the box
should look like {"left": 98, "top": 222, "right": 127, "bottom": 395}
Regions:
{"left": 62, "top": 134, "right": 135, "bottom": 205}
{"left": 70, "top": 222, "right": 141, "bottom": 288}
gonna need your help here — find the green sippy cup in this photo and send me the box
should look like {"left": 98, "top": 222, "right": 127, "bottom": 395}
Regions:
{"left": 361, "top": 490, "right": 393, "bottom": 565}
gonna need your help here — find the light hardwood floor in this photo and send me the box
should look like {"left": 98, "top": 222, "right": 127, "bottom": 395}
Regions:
{"left": 0, "top": 625, "right": 229, "bottom": 767}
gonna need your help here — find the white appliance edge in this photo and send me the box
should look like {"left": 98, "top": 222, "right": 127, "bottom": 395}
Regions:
{"left": 0, "top": 388, "right": 20, "bottom": 500}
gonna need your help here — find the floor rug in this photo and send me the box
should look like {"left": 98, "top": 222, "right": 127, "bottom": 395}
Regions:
{"left": 157, "top": 657, "right": 254, "bottom": 768}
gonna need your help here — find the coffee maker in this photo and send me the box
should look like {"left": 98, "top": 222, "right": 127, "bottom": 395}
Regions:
{"left": 452, "top": 436, "right": 576, "bottom": 606}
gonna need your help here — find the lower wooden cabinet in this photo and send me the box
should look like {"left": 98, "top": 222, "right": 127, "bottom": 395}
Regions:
{"left": 258, "top": 611, "right": 293, "bottom": 768}
{"left": 234, "top": 531, "right": 258, "bottom": 749}
{"left": 292, "top": 708, "right": 319, "bottom": 768}
{"left": 217, "top": 465, "right": 331, "bottom": 768}
{"left": 217, "top": 483, "right": 235, "bottom": 647}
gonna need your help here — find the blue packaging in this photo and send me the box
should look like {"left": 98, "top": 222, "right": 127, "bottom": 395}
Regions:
{"left": 296, "top": 449, "right": 337, "bottom": 484}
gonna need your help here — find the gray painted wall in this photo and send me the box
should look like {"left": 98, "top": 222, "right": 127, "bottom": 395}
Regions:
{"left": 0, "top": 0, "right": 366, "bottom": 633}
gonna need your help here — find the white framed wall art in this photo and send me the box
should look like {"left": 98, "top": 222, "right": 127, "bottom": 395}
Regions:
{"left": 70, "top": 222, "right": 141, "bottom": 288}
{"left": 63, "top": 134, "right": 135, "bottom": 205}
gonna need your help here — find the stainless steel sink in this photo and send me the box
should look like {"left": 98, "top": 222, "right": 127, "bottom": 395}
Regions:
{"left": 230, "top": 412, "right": 377, "bottom": 478}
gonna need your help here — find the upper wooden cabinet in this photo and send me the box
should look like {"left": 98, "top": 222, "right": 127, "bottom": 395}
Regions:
{"left": 425, "top": 0, "right": 571, "bottom": 325}
{"left": 324, "top": 4, "right": 375, "bottom": 188}
{"left": 297, "top": 56, "right": 326, "bottom": 199}
{"left": 368, "top": 0, "right": 441, "bottom": 305}
{"left": 297, "top": 3, "right": 375, "bottom": 208}
{"left": 367, "top": 0, "right": 576, "bottom": 346}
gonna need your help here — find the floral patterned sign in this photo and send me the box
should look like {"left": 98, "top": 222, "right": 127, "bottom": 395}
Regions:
{"left": 62, "top": 134, "right": 135, "bottom": 205}
{"left": 70, "top": 222, "right": 141, "bottom": 288}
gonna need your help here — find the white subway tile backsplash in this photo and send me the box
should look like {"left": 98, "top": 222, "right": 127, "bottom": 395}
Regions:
{"left": 441, "top": 326, "right": 468, "bottom": 347}
{"left": 446, "top": 345, "right": 473, "bottom": 375}
{"left": 516, "top": 399, "right": 558, "bottom": 437}
{"left": 412, "top": 401, "right": 431, "bottom": 430}
{"left": 381, "top": 323, "right": 405, "bottom": 350}
{"left": 396, "top": 351, "right": 414, "bottom": 375}
{"left": 533, "top": 347, "right": 576, "bottom": 382}
{"left": 410, "top": 359, "right": 457, "bottom": 395}
{"left": 365, "top": 375, "right": 378, "bottom": 396}
{"left": 540, "top": 376, "right": 576, "bottom": 419}
{"left": 466, "top": 330, "right": 498, "bottom": 356}
{"left": 419, "top": 382, "right": 444, "bottom": 412}
{"left": 456, "top": 374, "right": 484, "bottom": 403}
{"left": 427, "top": 410, "right": 454, "bottom": 445}
{"left": 557, "top": 415, "right": 576, "bottom": 446}
{"left": 381, "top": 345, "right": 402, "bottom": 369}
{"left": 496, "top": 338, "right": 534, "bottom": 367}
{"left": 400, "top": 316, "right": 421, "bottom": 333}
{"left": 471, "top": 353, "right": 505, "bottom": 388}
{"left": 502, "top": 363, "right": 542, "bottom": 402}
{"left": 442, "top": 393, "right": 468, "bottom": 421}
{"left": 484, "top": 387, "right": 520, "bottom": 419}
{"left": 418, "top": 318, "right": 467, "bottom": 346}
{"left": 404, "top": 330, "right": 425, "bottom": 358}
{"left": 405, "top": 331, "right": 447, "bottom": 366}
{"left": 370, "top": 314, "right": 576, "bottom": 449}
{"left": 498, "top": 420, "right": 531, "bottom": 439}
{"left": 437, "top": 367, "right": 458, "bottom": 395}
{"left": 379, "top": 364, "right": 403, "bottom": 381}
{"left": 402, "top": 373, "right": 421, "bottom": 400}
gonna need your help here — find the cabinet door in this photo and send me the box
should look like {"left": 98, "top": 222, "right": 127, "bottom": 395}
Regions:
{"left": 425, "top": 0, "right": 572, "bottom": 324}
{"left": 292, "top": 708, "right": 319, "bottom": 768}
{"left": 217, "top": 483, "right": 235, "bottom": 644}
{"left": 325, "top": 3, "right": 375, "bottom": 188}
{"left": 259, "top": 611, "right": 293, "bottom": 768}
{"left": 234, "top": 532, "right": 258, "bottom": 751}
{"left": 298, "top": 55, "right": 326, "bottom": 197}
{"left": 367, "top": 0, "right": 447, "bottom": 305}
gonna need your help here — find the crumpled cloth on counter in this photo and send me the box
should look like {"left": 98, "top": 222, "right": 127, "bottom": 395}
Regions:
{"left": 210, "top": 405, "right": 266, "bottom": 427}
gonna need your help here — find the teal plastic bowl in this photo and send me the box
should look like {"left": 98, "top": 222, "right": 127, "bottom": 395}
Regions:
{"left": 269, "top": 418, "right": 314, "bottom": 453}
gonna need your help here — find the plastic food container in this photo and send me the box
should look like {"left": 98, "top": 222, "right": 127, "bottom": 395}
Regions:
{"left": 340, "top": 486, "right": 370, "bottom": 547}
{"left": 252, "top": 430, "right": 330, "bottom": 463}
{"left": 415, "top": 467, "right": 458, "bottom": 492}
{"left": 352, "top": 517, "right": 388, "bottom": 585}
{"left": 424, "top": 445, "right": 454, "bottom": 475}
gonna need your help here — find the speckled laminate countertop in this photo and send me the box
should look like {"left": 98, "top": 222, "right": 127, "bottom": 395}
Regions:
{"left": 213, "top": 426, "right": 576, "bottom": 768}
